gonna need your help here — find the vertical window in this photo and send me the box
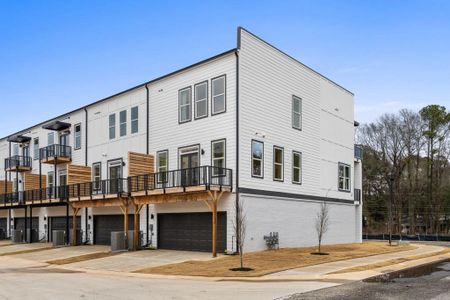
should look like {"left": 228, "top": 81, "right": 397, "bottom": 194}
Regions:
{"left": 92, "top": 163, "right": 101, "bottom": 191}
{"left": 119, "top": 110, "right": 127, "bottom": 137}
{"left": 131, "top": 106, "right": 139, "bottom": 134}
{"left": 338, "top": 163, "right": 351, "bottom": 191}
{"left": 157, "top": 150, "right": 168, "bottom": 183}
{"left": 212, "top": 139, "right": 226, "bottom": 176}
{"left": 194, "top": 81, "right": 208, "bottom": 119}
{"left": 48, "top": 171, "right": 54, "bottom": 188}
{"left": 33, "top": 138, "right": 39, "bottom": 160}
{"left": 211, "top": 75, "right": 226, "bottom": 115}
{"left": 109, "top": 114, "right": 116, "bottom": 139}
{"left": 74, "top": 123, "right": 81, "bottom": 150}
{"left": 13, "top": 144, "right": 19, "bottom": 155}
{"left": 251, "top": 140, "right": 264, "bottom": 178}
{"left": 178, "top": 87, "right": 192, "bottom": 123}
{"left": 273, "top": 146, "right": 284, "bottom": 181}
{"left": 292, "top": 151, "right": 302, "bottom": 184}
{"left": 292, "top": 95, "right": 302, "bottom": 130}
{"left": 48, "top": 132, "right": 54, "bottom": 145}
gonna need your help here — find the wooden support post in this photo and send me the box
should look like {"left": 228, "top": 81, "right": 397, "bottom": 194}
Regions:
{"left": 71, "top": 206, "right": 80, "bottom": 246}
{"left": 206, "top": 190, "right": 224, "bottom": 258}
{"left": 119, "top": 198, "right": 129, "bottom": 248}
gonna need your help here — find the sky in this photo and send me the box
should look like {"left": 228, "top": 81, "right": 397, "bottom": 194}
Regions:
{"left": 1, "top": 0, "right": 449, "bottom": 137}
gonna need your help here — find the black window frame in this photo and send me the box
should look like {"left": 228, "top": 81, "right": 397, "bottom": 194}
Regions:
{"left": 211, "top": 139, "right": 226, "bottom": 177}
{"left": 92, "top": 162, "right": 102, "bottom": 191}
{"left": 131, "top": 106, "right": 139, "bottom": 134}
{"left": 178, "top": 86, "right": 192, "bottom": 124}
{"left": 156, "top": 150, "right": 169, "bottom": 184}
{"left": 33, "top": 138, "right": 39, "bottom": 160}
{"left": 194, "top": 81, "right": 209, "bottom": 120}
{"left": 251, "top": 139, "right": 264, "bottom": 179}
{"left": 119, "top": 110, "right": 127, "bottom": 137}
{"left": 109, "top": 113, "right": 116, "bottom": 140}
{"left": 292, "top": 151, "right": 302, "bottom": 185}
{"left": 338, "top": 162, "right": 351, "bottom": 192}
{"left": 273, "top": 146, "right": 284, "bottom": 182}
{"left": 211, "top": 74, "right": 226, "bottom": 116}
{"left": 292, "top": 95, "right": 302, "bottom": 131}
{"left": 74, "top": 123, "right": 82, "bottom": 150}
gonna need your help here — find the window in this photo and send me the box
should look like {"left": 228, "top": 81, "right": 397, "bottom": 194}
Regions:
{"left": 48, "top": 171, "right": 54, "bottom": 188}
{"left": 273, "top": 146, "right": 284, "bottom": 181}
{"left": 292, "top": 151, "right": 302, "bottom": 184}
{"left": 251, "top": 140, "right": 264, "bottom": 178}
{"left": 178, "top": 87, "right": 192, "bottom": 123}
{"left": 157, "top": 150, "right": 168, "bottom": 183}
{"left": 194, "top": 81, "right": 208, "bottom": 119}
{"left": 292, "top": 95, "right": 302, "bottom": 130}
{"left": 119, "top": 110, "right": 127, "bottom": 137}
{"left": 212, "top": 139, "right": 226, "bottom": 176}
{"left": 338, "top": 163, "right": 351, "bottom": 192}
{"left": 212, "top": 75, "right": 226, "bottom": 115}
{"left": 92, "top": 163, "right": 101, "bottom": 191}
{"left": 131, "top": 106, "right": 138, "bottom": 134}
{"left": 13, "top": 144, "right": 19, "bottom": 155}
{"left": 74, "top": 123, "right": 81, "bottom": 150}
{"left": 48, "top": 132, "right": 54, "bottom": 145}
{"left": 109, "top": 114, "right": 116, "bottom": 139}
{"left": 33, "top": 138, "right": 39, "bottom": 160}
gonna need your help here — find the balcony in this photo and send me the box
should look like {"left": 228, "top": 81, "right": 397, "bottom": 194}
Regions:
{"left": 39, "top": 144, "right": 72, "bottom": 164}
{"left": 5, "top": 155, "right": 32, "bottom": 172}
{"left": 354, "top": 144, "right": 363, "bottom": 160}
{"left": 67, "top": 178, "right": 128, "bottom": 202}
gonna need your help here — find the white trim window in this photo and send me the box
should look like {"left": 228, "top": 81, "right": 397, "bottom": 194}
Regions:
{"left": 109, "top": 114, "right": 116, "bottom": 140}
{"left": 119, "top": 110, "right": 127, "bottom": 137}
{"left": 212, "top": 139, "right": 226, "bottom": 176}
{"left": 211, "top": 75, "right": 226, "bottom": 115}
{"left": 33, "top": 138, "right": 39, "bottom": 160}
{"left": 251, "top": 140, "right": 264, "bottom": 178}
{"left": 92, "top": 163, "right": 101, "bottom": 191}
{"left": 273, "top": 146, "right": 284, "bottom": 181}
{"left": 74, "top": 123, "right": 81, "bottom": 150}
{"left": 194, "top": 81, "right": 208, "bottom": 119}
{"left": 179, "top": 87, "right": 192, "bottom": 123}
{"left": 48, "top": 132, "right": 54, "bottom": 145}
{"left": 338, "top": 163, "right": 351, "bottom": 191}
{"left": 131, "top": 106, "right": 139, "bottom": 134}
{"left": 157, "top": 150, "right": 168, "bottom": 183}
{"left": 292, "top": 151, "right": 302, "bottom": 184}
{"left": 292, "top": 95, "right": 302, "bottom": 130}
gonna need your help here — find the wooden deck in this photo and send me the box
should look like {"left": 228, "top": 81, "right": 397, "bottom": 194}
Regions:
{"left": 40, "top": 156, "right": 71, "bottom": 164}
{"left": 5, "top": 166, "right": 32, "bottom": 172}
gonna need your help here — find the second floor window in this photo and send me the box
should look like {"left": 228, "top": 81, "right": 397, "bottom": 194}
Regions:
{"left": 13, "top": 144, "right": 19, "bottom": 155}
{"left": 179, "top": 87, "right": 192, "bottom": 123}
{"left": 92, "top": 163, "right": 101, "bottom": 191}
{"left": 251, "top": 140, "right": 264, "bottom": 178}
{"left": 48, "top": 132, "right": 54, "bottom": 145}
{"left": 338, "top": 163, "right": 351, "bottom": 192}
{"left": 157, "top": 150, "right": 168, "bottom": 183}
{"left": 292, "top": 151, "right": 302, "bottom": 184}
{"left": 212, "top": 139, "right": 225, "bottom": 176}
{"left": 131, "top": 106, "right": 138, "bottom": 134}
{"left": 273, "top": 146, "right": 284, "bottom": 181}
{"left": 74, "top": 124, "right": 81, "bottom": 150}
{"left": 33, "top": 138, "right": 39, "bottom": 160}
{"left": 119, "top": 110, "right": 127, "bottom": 137}
{"left": 194, "top": 81, "right": 208, "bottom": 119}
{"left": 212, "top": 75, "right": 226, "bottom": 115}
{"left": 109, "top": 114, "right": 116, "bottom": 139}
{"left": 292, "top": 95, "right": 302, "bottom": 130}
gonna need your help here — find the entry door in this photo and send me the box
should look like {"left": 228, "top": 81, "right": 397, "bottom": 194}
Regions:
{"left": 59, "top": 134, "right": 69, "bottom": 146}
{"left": 180, "top": 152, "right": 199, "bottom": 186}
{"left": 109, "top": 164, "right": 122, "bottom": 194}
{"left": 22, "top": 145, "right": 29, "bottom": 158}
{"left": 59, "top": 172, "right": 67, "bottom": 199}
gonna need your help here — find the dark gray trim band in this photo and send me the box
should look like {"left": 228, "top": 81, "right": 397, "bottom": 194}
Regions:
{"left": 238, "top": 187, "right": 355, "bottom": 204}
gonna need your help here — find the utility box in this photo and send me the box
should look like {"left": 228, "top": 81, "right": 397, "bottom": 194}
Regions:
{"left": 69, "top": 229, "right": 82, "bottom": 246}
{"left": 52, "top": 230, "right": 66, "bottom": 247}
{"left": 12, "top": 230, "right": 23, "bottom": 243}
{"left": 127, "top": 230, "right": 143, "bottom": 250}
{"left": 26, "top": 229, "right": 39, "bottom": 243}
{"left": 111, "top": 231, "right": 126, "bottom": 251}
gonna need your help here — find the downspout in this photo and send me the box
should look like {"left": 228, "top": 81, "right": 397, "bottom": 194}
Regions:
{"left": 145, "top": 84, "right": 150, "bottom": 246}
{"left": 84, "top": 107, "right": 88, "bottom": 243}
{"left": 235, "top": 28, "right": 241, "bottom": 254}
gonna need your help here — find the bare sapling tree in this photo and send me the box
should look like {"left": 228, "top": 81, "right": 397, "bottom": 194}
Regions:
{"left": 234, "top": 198, "right": 247, "bottom": 269}
{"left": 315, "top": 202, "right": 330, "bottom": 254}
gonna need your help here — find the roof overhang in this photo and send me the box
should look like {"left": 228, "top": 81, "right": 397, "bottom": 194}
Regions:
{"left": 7, "top": 134, "right": 31, "bottom": 143}
{"left": 42, "top": 121, "right": 71, "bottom": 131}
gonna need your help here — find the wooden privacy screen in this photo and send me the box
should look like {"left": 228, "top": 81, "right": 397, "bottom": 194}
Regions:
{"left": 67, "top": 165, "right": 92, "bottom": 185}
{"left": 128, "top": 152, "right": 154, "bottom": 177}
{"left": 24, "top": 173, "right": 46, "bottom": 191}
{"left": 0, "top": 181, "right": 13, "bottom": 193}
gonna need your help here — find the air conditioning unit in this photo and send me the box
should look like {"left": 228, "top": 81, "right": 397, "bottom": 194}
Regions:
{"left": 111, "top": 231, "right": 126, "bottom": 251}
{"left": 52, "top": 230, "right": 65, "bottom": 247}
{"left": 12, "top": 230, "right": 23, "bottom": 243}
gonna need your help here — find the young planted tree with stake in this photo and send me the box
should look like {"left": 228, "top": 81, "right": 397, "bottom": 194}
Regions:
{"left": 233, "top": 198, "right": 248, "bottom": 270}
{"left": 315, "top": 202, "right": 330, "bottom": 254}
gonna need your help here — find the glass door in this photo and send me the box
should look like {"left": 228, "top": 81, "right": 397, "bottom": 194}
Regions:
{"left": 59, "top": 171, "right": 67, "bottom": 199}
{"left": 180, "top": 151, "right": 199, "bottom": 187}
{"left": 109, "top": 163, "right": 122, "bottom": 194}
{"left": 59, "top": 134, "right": 69, "bottom": 156}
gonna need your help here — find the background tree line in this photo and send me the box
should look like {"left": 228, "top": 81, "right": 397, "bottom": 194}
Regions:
{"left": 358, "top": 105, "right": 450, "bottom": 236}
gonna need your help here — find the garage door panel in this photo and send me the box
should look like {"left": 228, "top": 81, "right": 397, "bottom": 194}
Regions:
{"left": 158, "top": 212, "right": 226, "bottom": 252}
{"left": 14, "top": 217, "right": 39, "bottom": 231}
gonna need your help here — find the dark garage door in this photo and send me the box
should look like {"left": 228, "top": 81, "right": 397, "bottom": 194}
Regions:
{"left": 157, "top": 212, "right": 227, "bottom": 252}
{"left": 93, "top": 214, "right": 136, "bottom": 245}
{"left": 14, "top": 217, "right": 39, "bottom": 232}
{"left": 0, "top": 218, "right": 7, "bottom": 239}
{"left": 49, "top": 216, "right": 81, "bottom": 241}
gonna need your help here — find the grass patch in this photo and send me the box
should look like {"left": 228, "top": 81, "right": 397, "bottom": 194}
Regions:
{"left": 47, "top": 251, "right": 119, "bottom": 265}
{"left": 329, "top": 248, "right": 450, "bottom": 274}
{"left": 135, "top": 242, "right": 415, "bottom": 277}
{"left": 0, "top": 247, "right": 53, "bottom": 256}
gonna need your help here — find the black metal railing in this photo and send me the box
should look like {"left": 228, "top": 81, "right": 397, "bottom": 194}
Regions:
{"left": 0, "top": 192, "right": 22, "bottom": 205}
{"left": 354, "top": 144, "right": 363, "bottom": 160}
{"left": 39, "top": 144, "right": 72, "bottom": 161}
{"left": 5, "top": 155, "right": 32, "bottom": 170}
{"left": 128, "top": 166, "right": 232, "bottom": 193}
{"left": 67, "top": 178, "right": 128, "bottom": 201}
{"left": 354, "top": 188, "right": 361, "bottom": 203}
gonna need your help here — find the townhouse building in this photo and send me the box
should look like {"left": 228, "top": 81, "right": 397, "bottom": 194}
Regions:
{"left": 0, "top": 27, "right": 363, "bottom": 253}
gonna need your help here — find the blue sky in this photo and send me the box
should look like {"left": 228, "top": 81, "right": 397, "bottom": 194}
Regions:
{"left": 1, "top": 0, "right": 449, "bottom": 137}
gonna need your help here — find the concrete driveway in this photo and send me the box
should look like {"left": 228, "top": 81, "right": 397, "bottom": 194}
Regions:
{"left": 65, "top": 249, "right": 212, "bottom": 272}
{"left": 0, "top": 242, "right": 51, "bottom": 255}
{"left": 12, "top": 245, "right": 110, "bottom": 262}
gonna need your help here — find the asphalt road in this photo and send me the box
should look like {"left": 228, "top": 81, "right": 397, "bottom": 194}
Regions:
{"left": 286, "top": 259, "right": 450, "bottom": 300}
